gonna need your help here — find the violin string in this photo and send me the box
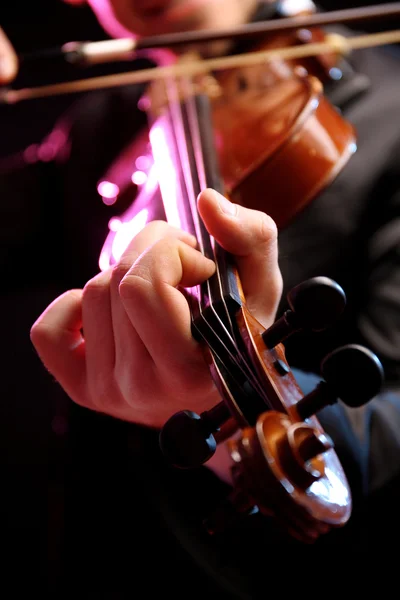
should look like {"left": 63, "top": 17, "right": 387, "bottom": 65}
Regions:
{"left": 2, "top": 29, "right": 400, "bottom": 104}
{"left": 182, "top": 88, "right": 240, "bottom": 338}
{"left": 183, "top": 81, "right": 238, "bottom": 336}
{"left": 162, "top": 69, "right": 269, "bottom": 405}
{"left": 181, "top": 76, "right": 271, "bottom": 403}
{"left": 166, "top": 73, "right": 233, "bottom": 336}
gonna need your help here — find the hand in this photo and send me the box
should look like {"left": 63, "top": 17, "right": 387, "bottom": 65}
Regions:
{"left": 0, "top": 27, "right": 18, "bottom": 84}
{"left": 30, "top": 188, "right": 282, "bottom": 429}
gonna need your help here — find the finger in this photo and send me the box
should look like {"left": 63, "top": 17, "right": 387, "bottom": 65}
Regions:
{"left": 0, "top": 28, "right": 18, "bottom": 84}
{"left": 30, "top": 290, "right": 87, "bottom": 404}
{"left": 197, "top": 188, "right": 282, "bottom": 327}
{"left": 117, "top": 220, "right": 197, "bottom": 270}
{"left": 118, "top": 237, "right": 215, "bottom": 372}
{"left": 110, "top": 220, "right": 198, "bottom": 371}
{"left": 81, "top": 268, "right": 117, "bottom": 385}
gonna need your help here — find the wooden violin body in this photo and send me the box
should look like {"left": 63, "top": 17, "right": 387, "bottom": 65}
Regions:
{"left": 211, "top": 65, "right": 356, "bottom": 228}
{"left": 101, "top": 29, "right": 356, "bottom": 230}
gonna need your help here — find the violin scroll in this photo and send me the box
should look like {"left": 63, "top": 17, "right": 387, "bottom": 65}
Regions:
{"left": 203, "top": 342, "right": 383, "bottom": 542}
{"left": 159, "top": 276, "right": 384, "bottom": 540}
{"left": 205, "top": 412, "right": 339, "bottom": 543}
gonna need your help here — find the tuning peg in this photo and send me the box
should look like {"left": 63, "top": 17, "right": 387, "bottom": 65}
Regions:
{"left": 159, "top": 401, "right": 230, "bottom": 468}
{"left": 262, "top": 276, "right": 346, "bottom": 349}
{"left": 296, "top": 343, "right": 385, "bottom": 420}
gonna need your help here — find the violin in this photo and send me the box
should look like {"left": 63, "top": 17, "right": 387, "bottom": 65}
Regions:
{"left": 5, "top": 3, "right": 398, "bottom": 542}
{"left": 138, "top": 30, "right": 384, "bottom": 542}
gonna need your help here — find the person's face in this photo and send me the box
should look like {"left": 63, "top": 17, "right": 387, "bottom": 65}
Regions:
{"left": 86, "top": 0, "right": 258, "bottom": 38}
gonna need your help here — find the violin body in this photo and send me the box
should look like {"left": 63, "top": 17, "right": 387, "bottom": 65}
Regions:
{"left": 100, "top": 27, "right": 356, "bottom": 235}
{"left": 212, "top": 68, "right": 356, "bottom": 228}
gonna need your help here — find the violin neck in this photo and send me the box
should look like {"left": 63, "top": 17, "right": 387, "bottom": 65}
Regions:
{"left": 149, "top": 89, "right": 242, "bottom": 326}
{"left": 149, "top": 87, "right": 272, "bottom": 417}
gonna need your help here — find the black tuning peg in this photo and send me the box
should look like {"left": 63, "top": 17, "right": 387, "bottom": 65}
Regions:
{"left": 262, "top": 276, "right": 346, "bottom": 349}
{"left": 159, "top": 401, "right": 230, "bottom": 469}
{"left": 296, "top": 344, "right": 385, "bottom": 420}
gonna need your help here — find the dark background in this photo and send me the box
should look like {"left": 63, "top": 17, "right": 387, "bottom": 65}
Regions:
{"left": 1, "top": 1, "right": 109, "bottom": 157}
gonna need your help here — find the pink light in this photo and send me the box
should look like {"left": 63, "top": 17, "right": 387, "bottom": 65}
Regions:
{"left": 47, "top": 127, "right": 67, "bottom": 149}
{"left": 98, "top": 163, "right": 159, "bottom": 271}
{"left": 149, "top": 122, "right": 182, "bottom": 229}
{"left": 97, "top": 180, "right": 119, "bottom": 198}
{"left": 138, "top": 95, "right": 151, "bottom": 112}
{"left": 99, "top": 249, "right": 112, "bottom": 273}
{"left": 99, "top": 209, "right": 149, "bottom": 271}
{"left": 135, "top": 155, "right": 152, "bottom": 171}
{"left": 131, "top": 170, "right": 148, "bottom": 185}
{"left": 37, "top": 142, "right": 57, "bottom": 162}
{"left": 23, "top": 144, "right": 38, "bottom": 164}
{"left": 97, "top": 180, "right": 120, "bottom": 205}
{"left": 108, "top": 217, "right": 122, "bottom": 232}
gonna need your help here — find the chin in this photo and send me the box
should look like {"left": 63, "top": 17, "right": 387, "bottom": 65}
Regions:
{"left": 89, "top": 0, "right": 239, "bottom": 39}
{"left": 114, "top": 0, "right": 218, "bottom": 37}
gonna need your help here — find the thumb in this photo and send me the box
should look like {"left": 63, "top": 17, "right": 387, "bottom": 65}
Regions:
{"left": 0, "top": 27, "right": 18, "bottom": 84}
{"left": 197, "top": 188, "right": 282, "bottom": 327}
{"left": 30, "top": 289, "right": 87, "bottom": 404}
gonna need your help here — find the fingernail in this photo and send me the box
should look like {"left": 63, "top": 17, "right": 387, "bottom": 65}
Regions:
{"left": 217, "top": 191, "right": 237, "bottom": 216}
